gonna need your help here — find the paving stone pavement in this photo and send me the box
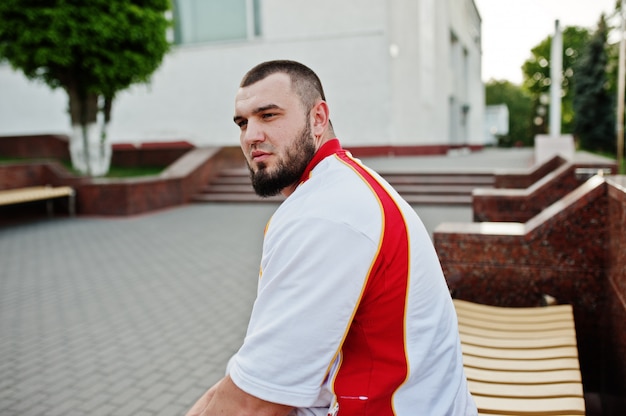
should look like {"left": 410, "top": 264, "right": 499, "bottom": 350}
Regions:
{"left": 0, "top": 147, "right": 540, "bottom": 416}
{"left": 0, "top": 204, "right": 278, "bottom": 416}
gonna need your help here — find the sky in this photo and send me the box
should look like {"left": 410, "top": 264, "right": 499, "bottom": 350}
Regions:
{"left": 474, "top": 0, "right": 619, "bottom": 84}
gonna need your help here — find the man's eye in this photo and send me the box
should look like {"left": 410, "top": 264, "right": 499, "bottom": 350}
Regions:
{"left": 237, "top": 120, "right": 248, "bottom": 129}
{"left": 262, "top": 113, "right": 276, "bottom": 119}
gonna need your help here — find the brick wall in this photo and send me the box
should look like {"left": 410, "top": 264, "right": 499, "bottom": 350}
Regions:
{"left": 493, "top": 155, "right": 565, "bottom": 189}
{"left": 473, "top": 161, "right": 617, "bottom": 222}
{"left": 0, "top": 147, "right": 246, "bottom": 216}
{"left": 0, "top": 134, "right": 195, "bottom": 168}
{"left": 0, "top": 134, "right": 71, "bottom": 161}
{"left": 111, "top": 141, "right": 194, "bottom": 167}
{"left": 606, "top": 177, "right": 626, "bottom": 400}
{"left": 434, "top": 175, "right": 626, "bottom": 406}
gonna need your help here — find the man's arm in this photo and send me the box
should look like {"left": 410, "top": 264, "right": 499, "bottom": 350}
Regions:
{"left": 186, "top": 375, "right": 294, "bottom": 416}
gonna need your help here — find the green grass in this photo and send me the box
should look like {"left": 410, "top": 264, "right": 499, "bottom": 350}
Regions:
{"left": 1, "top": 157, "right": 164, "bottom": 178}
{"left": 102, "top": 165, "right": 164, "bottom": 178}
{"left": 58, "top": 160, "right": 164, "bottom": 178}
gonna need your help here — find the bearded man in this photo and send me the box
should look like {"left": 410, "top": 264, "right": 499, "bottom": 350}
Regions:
{"left": 187, "top": 60, "right": 477, "bottom": 416}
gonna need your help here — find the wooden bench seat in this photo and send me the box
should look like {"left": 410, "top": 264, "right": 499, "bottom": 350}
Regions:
{"left": 0, "top": 185, "right": 76, "bottom": 216}
{"left": 454, "top": 299, "right": 586, "bottom": 415}
{"left": 462, "top": 354, "right": 581, "bottom": 372}
{"left": 462, "top": 343, "right": 580, "bottom": 360}
{"left": 464, "top": 366, "right": 583, "bottom": 385}
{"left": 458, "top": 314, "right": 575, "bottom": 332}
{"left": 454, "top": 299, "right": 574, "bottom": 317}
{"left": 468, "top": 380, "right": 584, "bottom": 399}
{"left": 460, "top": 332, "right": 578, "bottom": 349}
{"left": 474, "top": 396, "right": 586, "bottom": 415}
{"left": 454, "top": 299, "right": 574, "bottom": 324}
{"left": 458, "top": 322, "right": 576, "bottom": 340}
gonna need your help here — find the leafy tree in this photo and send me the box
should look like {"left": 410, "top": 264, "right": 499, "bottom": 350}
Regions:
{"left": 600, "top": 2, "right": 621, "bottom": 95}
{"left": 604, "top": 3, "right": 624, "bottom": 167}
{"left": 485, "top": 80, "right": 533, "bottom": 146}
{"left": 522, "top": 26, "right": 591, "bottom": 138}
{"left": 573, "top": 15, "right": 615, "bottom": 153}
{"left": 0, "top": 1, "right": 170, "bottom": 176}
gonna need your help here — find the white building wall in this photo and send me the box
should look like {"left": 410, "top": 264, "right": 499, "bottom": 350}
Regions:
{"left": 461, "top": 0, "right": 485, "bottom": 145}
{"left": 109, "top": 34, "right": 391, "bottom": 146}
{"left": 0, "top": 0, "right": 484, "bottom": 148}
{"left": 446, "top": 0, "right": 484, "bottom": 145}
{"left": 388, "top": 0, "right": 443, "bottom": 145}
{"left": 0, "top": 65, "right": 70, "bottom": 136}
{"left": 262, "top": 0, "right": 386, "bottom": 40}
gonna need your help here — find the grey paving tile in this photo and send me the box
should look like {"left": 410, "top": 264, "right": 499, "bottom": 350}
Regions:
{"left": 78, "top": 393, "right": 113, "bottom": 413}
{"left": 88, "top": 404, "right": 120, "bottom": 416}
{"left": 42, "top": 398, "right": 84, "bottom": 416}
{"left": 114, "top": 398, "right": 148, "bottom": 415}
{"left": 155, "top": 403, "right": 186, "bottom": 416}
{"left": 109, "top": 386, "right": 144, "bottom": 406}
{"left": 144, "top": 392, "right": 178, "bottom": 413}
{"left": 1, "top": 203, "right": 278, "bottom": 414}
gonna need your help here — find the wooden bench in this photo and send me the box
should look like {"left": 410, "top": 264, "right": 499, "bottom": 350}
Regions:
{"left": 453, "top": 299, "right": 586, "bottom": 415}
{"left": 0, "top": 185, "right": 76, "bottom": 217}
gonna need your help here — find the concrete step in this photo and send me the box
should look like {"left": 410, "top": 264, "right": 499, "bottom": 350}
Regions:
{"left": 200, "top": 183, "right": 486, "bottom": 196}
{"left": 215, "top": 168, "right": 494, "bottom": 185}
{"left": 383, "top": 174, "right": 494, "bottom": 186}
{"left": 393, "top": 184, "right": 491, "bottom": 195}
{"left": 193, "top": 167, "right": 493, "bottom": 205}
{"left": 193, "top": 191, "right": 472, "bottom": 205}
{"left": 192, "top": 192, "right": 284, "bottom": 203}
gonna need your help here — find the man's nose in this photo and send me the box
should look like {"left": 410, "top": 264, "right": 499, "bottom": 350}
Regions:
{"left": 242, "top": 120, "right": 265, "bottom": 145}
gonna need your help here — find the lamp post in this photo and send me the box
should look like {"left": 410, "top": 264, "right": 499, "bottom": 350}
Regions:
{"left": 550, "top": 20, "right": 562, "bottom": 138}
{"left": 618, "top": 0, "right": 625, "bottom": 173}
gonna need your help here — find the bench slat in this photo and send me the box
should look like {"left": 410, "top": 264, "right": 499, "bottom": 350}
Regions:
{"left": 454, "top": 302, "right": 574, "bottom": 325}
{"left": 462, "top": 343, "right": 579, "bottom": 360}
{"left": 0, "top": 186, "right": 76, "bottom": 216}
{"left": 462, "top": 355, "right": 581, "bottom": 372}
{"left": 464, "top": 366, "right": 582, "bottom": 385}
{"left": 458, "top": 323, "right": 576, "bottom": 340}
{"left": 459, "top": 332, "right": 578, "bottom": 349}
{"left": 0, "top": 186, "right": 75, "bottom": 205}
{"left": 457, "top": 314, "right": 575, "bottom": 332}
{"left": 467, "top": 380, "right": 584, "bottom": 399}
{"left": 454, "top": 299, "right": 574, "bottom": 317}
{"left": 460, "top": 333, "right": 577, "bottom": 349}
{"left": 472, "top": 395, "right": 586, "bottom": 415}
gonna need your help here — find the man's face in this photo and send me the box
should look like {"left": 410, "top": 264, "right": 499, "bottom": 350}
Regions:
{"left": 234, "top": 73, "right": 316, "bottom": 197}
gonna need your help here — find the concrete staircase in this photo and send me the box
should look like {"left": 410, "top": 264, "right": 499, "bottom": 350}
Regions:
{"left": 192, "top": 167, "right": 285, "bottom": 203}
{"left": 379, "top": 172, "right": 494, "bottom": 205}
{"left": 192, "top": 166, "right": 495, "bottom": 205}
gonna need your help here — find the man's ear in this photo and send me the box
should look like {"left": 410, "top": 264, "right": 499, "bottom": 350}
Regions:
{"left": 311, "top": 100, "right": 330, "bottom": 137}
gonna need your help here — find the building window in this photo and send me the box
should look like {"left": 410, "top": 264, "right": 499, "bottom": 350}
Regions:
{"left": 173, "top": 0, "right": 261, "bottom": 45}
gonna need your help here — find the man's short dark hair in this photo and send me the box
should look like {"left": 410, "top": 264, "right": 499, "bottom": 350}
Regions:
{"left": 240, "top": 60, "right": 327, "bottom": 112}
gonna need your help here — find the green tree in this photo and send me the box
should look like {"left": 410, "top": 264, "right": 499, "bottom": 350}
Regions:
{"left": 522, "top": 26, "right": 591, "bottom": 138}
{"left": 0, "top": 1, "right": 170, "bottom": 176}
{"left": 573, "top": 15, "right": 615, "bottom": 153}
{"left": 485, "top": 80, "right": 533, "bottom": 146}
{"left": 600, "top": 2, "right": 621, "bottom": 95}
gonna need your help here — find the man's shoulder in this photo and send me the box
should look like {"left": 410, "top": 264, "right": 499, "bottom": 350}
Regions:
{"left": 291, "top": 162, "right": 383, "bottom": 213}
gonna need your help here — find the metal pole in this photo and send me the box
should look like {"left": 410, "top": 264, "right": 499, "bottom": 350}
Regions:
{"left": 618, "top": 0, "right": 625, "bottom": 173}
{"left": 550, "top": 20, "right": 563, "bottom": 137}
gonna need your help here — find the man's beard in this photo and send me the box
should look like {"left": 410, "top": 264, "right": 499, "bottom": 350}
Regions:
{"left": 248, "top": 122, "right": 317, "bottom": 197}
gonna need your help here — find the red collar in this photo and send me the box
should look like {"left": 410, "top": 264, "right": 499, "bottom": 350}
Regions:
{"left": 298, "top": 138, "right": 343, "bottom": 185}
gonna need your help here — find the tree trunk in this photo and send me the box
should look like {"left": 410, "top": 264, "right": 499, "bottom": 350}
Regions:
{"left": 66, "top": 85, "right": 112, "bottom": 176}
